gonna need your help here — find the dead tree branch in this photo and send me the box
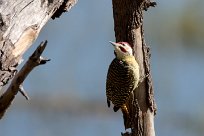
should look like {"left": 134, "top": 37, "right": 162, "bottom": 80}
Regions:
{"left": 0, "top": 0, "right": 77, "bottom": 92}
{"left": 0, "top": 41, "right": 49, "bottom": 119}
{"left": 0, "top": 0, "right": 77, "bottom": 118}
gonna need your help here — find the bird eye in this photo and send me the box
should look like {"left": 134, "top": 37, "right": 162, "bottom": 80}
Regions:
{"left": 119, "top": 46, "right": 127, "bottom": 53}
{"left": 121, "top": 43, "right": 126, "bottom": 46}
{"left": 118, "top": 42, "right": 125, "bottom": 46}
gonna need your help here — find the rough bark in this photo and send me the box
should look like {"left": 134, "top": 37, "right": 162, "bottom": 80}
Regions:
{"left": 0, "top": 41, "right": 49, "bottom": 118}
{"left": 0, "top": 0, "right": 77, "bottom": 118}
{"left": 0, "top": 0, "right": 77, "bottom": 90}
{"left": 111, "top": 0, "right": 157, "bottom": 136}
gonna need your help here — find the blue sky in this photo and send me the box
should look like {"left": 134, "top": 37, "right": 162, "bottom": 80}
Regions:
{"left": 1, "top": 0, "right": 204, "bottom": 136}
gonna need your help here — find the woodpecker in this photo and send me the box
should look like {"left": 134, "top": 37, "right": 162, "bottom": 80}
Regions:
{"left": 106, "top": 41, "right": 140, "bottom": 128}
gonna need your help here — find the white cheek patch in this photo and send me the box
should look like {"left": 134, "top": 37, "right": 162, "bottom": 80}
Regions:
{"left": 126, "top": 46, "right": 133, "bottom": 55}
{"left": 114, "top": 43, "right": 133, "bottom": 58}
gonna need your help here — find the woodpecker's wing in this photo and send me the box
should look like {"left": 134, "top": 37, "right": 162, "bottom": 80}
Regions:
{"left": 106, "top": 77, "right": 114, "bottom": 107}
{"left": 106, "top": 59, "right": 118, "bottom": 107}
{"left": 106, "top": 58, "right": 138, "bottom": 109}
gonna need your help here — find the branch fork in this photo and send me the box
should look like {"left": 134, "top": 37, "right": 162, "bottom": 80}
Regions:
{"left": 0, "top": 41, "right": 50, "bottom": 119}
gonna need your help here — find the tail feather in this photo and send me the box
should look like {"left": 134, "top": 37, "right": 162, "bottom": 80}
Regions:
{"left": 121, "top": 104, "right": 131, "bottom": 129}
{"left": 113, "top": 106, "right": 120, "bottom": 112}
{"left": 113, "top": 104, "right": 131, "bottom": 129}
{"left": 107, "top": 99, "right": 111, "bottom": 107}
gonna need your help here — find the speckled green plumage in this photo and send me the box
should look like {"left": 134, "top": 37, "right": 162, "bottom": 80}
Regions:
{"left": 106, "top": 56, "right": 140, "bottom": 111}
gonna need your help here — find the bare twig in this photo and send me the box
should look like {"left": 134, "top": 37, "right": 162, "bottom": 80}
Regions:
{"left": 19, "top": 85, "right": 30, "bottom": 100}
{"left": 0, "top": 41, "right": 50, "bottom": 119}
{"left": 52, "top": 0, "right": 78, "bottom": 19}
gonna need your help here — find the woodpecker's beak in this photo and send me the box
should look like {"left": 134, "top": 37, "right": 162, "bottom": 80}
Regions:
{"left": 109, "top": 41, "right": 117, "bottom": 47}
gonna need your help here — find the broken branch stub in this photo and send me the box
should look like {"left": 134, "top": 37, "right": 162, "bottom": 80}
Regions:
{"left": 0, "top": 41, "right": 50, "bottom": 119}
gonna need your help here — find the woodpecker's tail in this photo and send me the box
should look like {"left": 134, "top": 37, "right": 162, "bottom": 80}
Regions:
{"left": 113, "top": 104, "right": 131, "bottom": 129}
{"left": 121, "top": 104, "right": 131, "bottom": 129}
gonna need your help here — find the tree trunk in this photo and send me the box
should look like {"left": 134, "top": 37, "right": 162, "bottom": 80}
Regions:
{"left": 111, "top": 0, "right": 157, "bottom": 136}
{"left": 0, "top": 0, "right": 77, "bottom": 118}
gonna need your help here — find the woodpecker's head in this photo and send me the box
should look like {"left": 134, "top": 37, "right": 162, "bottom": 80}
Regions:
{"left": 109, "top": 41, "right": 134, "bottom": 59}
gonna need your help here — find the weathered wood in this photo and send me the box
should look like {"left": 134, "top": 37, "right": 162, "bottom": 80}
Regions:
{"left": 0, "top": 0, "right": 77, "bottom": 90}
{"left": 0, "top": 41, "right": 49, "bottom": 118}
{"left": 112, "top": 0, "right": 156, "bottom": 135}
{"left": 0, "top": 0, "right": 77, "bottom": 118}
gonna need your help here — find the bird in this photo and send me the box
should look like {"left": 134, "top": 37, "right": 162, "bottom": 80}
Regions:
{"left": 106, "top": 41, "right": 140, "bottom": 128}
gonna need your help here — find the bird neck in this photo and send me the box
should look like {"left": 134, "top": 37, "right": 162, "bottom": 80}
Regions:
{"left": 119, "top": 55, "right": 135, "bottom": 62}
{"left": 117, "top": 55, "right": 138, "bottom": 68}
